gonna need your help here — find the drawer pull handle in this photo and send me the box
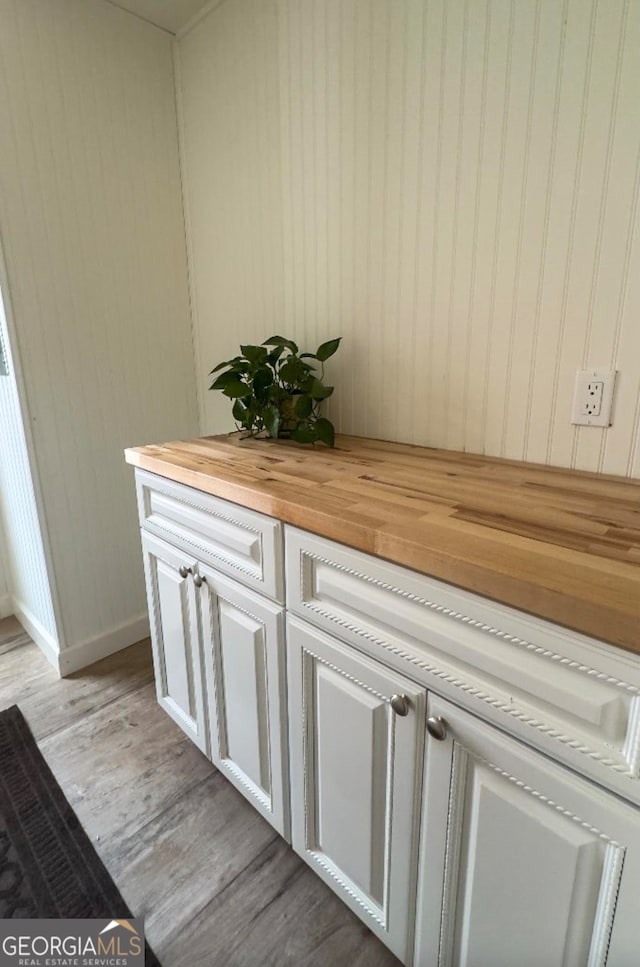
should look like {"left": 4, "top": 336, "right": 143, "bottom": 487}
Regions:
{"left": 390, "top": 694, "right": 410, "bottom": 717}
{"left": 193, "top": 574, "right": 206, "bottom": 588}
{"left": 427, "top": 716, "right": 448, "bottom": 741}
{"left": 178, "top": 565, "right": 192, "bottom": 579}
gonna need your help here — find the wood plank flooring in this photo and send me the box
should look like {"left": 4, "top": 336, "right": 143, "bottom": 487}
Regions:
{"left": 0, "top": 617, "right": 399, "bottom": 967}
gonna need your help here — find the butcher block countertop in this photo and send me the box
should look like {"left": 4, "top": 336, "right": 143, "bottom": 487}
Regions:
{"left": 125, "top": 433, "right": 640, "bottom": 656}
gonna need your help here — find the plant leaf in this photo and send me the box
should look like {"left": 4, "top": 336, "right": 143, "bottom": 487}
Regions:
{"left": 279, "top": 357, "right": 308, "bottom": 385}
{"left": 268, "top": 384, "right": 288, "bottom": 402}
{"left": 267, "top": 345, "right": 285, "bottom": 366}
{"left": 316, "top": 337, "right": 341, "bottom": 362}
{"left": 309, "top": 378, "right": 334, "bottom": 400}
{"left": 262, "top": 335, "right": 299, "bottom": 354}
{"left": 314, "top": 417, "right": 335, "bottom": 447}
{"left": 291, "top": 423, "right": 316, "bottom": 444}
{"left": 223, "top": 380, "right": 251, "bottom": 398}
{"left": 232, "top": 399, "right": 247, "bottom": 422}
{"left": 240, "top": 344, "right": 269, "bottom": 365}
{"left": 210, "top": 355, "right": 250, "bottom": 375}
{"left": 252, "top": 368, "right": 273, "bottom": 398}
{"left": 295, "top": 394, "right": 313, "bottom": 419}
{"left": 210, "top": 369, "right": 239, "bottom": 391}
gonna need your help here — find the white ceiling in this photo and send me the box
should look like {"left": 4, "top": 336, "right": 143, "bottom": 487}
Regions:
{"left": 106, "top": 0, "right": 212, "bottom": 34}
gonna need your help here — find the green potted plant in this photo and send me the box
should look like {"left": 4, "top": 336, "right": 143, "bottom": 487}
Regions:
{"left": 209, "top": 334, "right": 341, "bottom": 447}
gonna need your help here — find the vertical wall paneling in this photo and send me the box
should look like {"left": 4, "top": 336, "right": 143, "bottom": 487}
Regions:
{"left": 0, "top": 0, "right": 198, "bottom": 670}
{"left": 574, "top": 0, "right": 640, "bottom": 475}
{"left": 176, "top": 0, "right": 284, "bottom": 433}
{"left": 177, "top": 0, "right": 640, "bottom": 476}
{"left": 547, "top": 0, "right": 629, "bottom": 472}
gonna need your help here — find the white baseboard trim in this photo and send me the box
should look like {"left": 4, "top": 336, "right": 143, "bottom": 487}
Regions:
{"left": 13, "top": 598, "right": 61, "bottom": 673}
{"left": 0, "top": 592, "right": 12, "bottom": 620}
{"left": 58, "top": 613, "right": 150, "bottom": 677}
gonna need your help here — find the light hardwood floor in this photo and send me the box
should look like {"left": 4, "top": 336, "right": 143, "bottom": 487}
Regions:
{"left": 0, "top": 617, "right": 399, "bottom": 967}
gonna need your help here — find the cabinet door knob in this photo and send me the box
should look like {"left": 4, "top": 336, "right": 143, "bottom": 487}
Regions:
{"left": 193, "top": 574, "right": 206, "bottom": 588}
{"left": 178, "top": 565, "right": 192, "bottom": 579}
{"left": 390, "top": 694, "right": 410, "bottom": 716}
{"left": 426, "top": 716, "right": 448, "bottom": 741}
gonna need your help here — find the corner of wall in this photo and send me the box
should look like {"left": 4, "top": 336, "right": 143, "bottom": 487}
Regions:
{"left": 0, "top": 593, "right": 12, "bottom": 621}
{"left": 172, "top": 36, "right": 205, "bottom": 435}
{"left": 57, "top": 613, "right": 151, "bottom": 677}
{"left": 11, "top": 597, "right": 61, "bottom": 676}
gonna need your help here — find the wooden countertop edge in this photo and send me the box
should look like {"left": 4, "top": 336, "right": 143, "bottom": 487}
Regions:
{"left": 124, "top": 443, "right": 640, "bottom": 655}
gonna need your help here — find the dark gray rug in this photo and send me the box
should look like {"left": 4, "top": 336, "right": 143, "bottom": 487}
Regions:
{"left": 0, "top": 705, "right": 160, "bottom": 964}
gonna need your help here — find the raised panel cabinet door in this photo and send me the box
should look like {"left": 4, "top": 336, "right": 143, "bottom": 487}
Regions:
{"left": 141, "top": 531, "right": 208, "bottom": 754}
{"left": 287, "top": 616, "right": 426, "bottom": 963}
{"left": 198, "top": 563, "right": 289, "bottom": 838}
{"left": 415, "top": 695, "right": 640, "bottom": 967}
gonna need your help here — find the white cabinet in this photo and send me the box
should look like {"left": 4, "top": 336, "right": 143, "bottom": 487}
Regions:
{"left": 137, "top": 474, "right": 289, "bottom": 837}
{"left": 284, "top": 527, "right": 640, "bottom": 966}
{"left": 135, "top": 471, "right": 640, "bottom": 967}
{"left": 286, "top": 526, "right": 640, "bottom": 808}
{"left": 287, "top": 616, "right": 426, "bottom": 963}
{"left": 199, "top": 562, "right": 289, "bottom": 836}
{"left": 416, "top": 695, "right": 640, "bottom": 967}
{"left": 141, "top": 530, "right": 208, "bottom": 754}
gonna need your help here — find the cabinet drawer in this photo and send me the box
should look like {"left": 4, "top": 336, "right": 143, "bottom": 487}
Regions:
{"left": 286, "top": 526, "right": 640, "bottom": 805}
{"left": 136, "top": 470, "right": 283, "bottom": 602}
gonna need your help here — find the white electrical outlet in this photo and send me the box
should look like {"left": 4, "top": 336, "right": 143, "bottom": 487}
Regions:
{"left": 571, "top": 370, "right": 616, "bottom": 427}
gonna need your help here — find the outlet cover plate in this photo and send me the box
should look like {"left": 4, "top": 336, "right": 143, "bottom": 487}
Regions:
{"left": 571, "top": 369, "right": 616, "bottom": 427}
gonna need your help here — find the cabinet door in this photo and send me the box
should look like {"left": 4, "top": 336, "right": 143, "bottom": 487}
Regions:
{"left": 199, "top": 563, "right": 289, "bottom": 838}
{"left": 287, "top": 616, "right": 426, "bottom": 963}
{"left": 415, "top": 694, "right": 640, "bottom": 967}
{"left": 141, "top": 531, "right": 208, "bottom": 754}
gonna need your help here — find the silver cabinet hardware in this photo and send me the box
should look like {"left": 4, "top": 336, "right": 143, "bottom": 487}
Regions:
{"left": 390, "top": 694, "right": 410, "bottom": 717}
{"left": 426, "top": 716, "right": 448, "bottom": 741}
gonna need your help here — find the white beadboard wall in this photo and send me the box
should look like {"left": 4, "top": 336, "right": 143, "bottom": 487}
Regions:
{"left": 0, "top": 282, "right": 59, "bottom": 652}
{"left": 177, "top": 0, "right": 640, "bottom": 477}
{"left": 0, "top": 0, "right": 198, "bottom": 670}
